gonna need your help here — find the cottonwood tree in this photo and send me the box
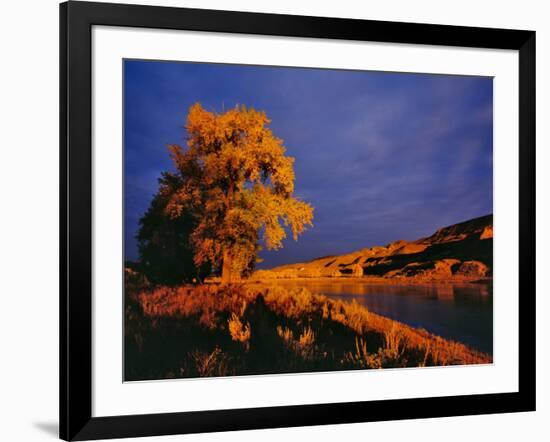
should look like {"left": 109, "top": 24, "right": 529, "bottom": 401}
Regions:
{"left": 137, "top": 172, "right": 211, "bottom": 285}
{"left": 164, "top": 103, "right": 314, "bottom": 283}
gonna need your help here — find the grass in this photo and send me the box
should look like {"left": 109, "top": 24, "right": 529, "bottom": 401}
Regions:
{"left": 125, "top": 279, "right": 491, "bottom": 381}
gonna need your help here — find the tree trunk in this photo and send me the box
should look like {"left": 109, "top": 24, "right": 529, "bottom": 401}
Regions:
{"left": 221, "top": 248, "right": 235, "bottom": 284}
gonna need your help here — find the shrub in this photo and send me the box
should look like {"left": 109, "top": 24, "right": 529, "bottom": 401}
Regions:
{"left": 189, "top": 346, "right": 232, "bottom": 377}
{"left": 228, "top": 313, "right": 251, "bottom": 351}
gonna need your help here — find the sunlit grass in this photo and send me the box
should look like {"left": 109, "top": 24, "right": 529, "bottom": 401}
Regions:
{"left": 125, "top": 282, "right": 491, "bottom": 380}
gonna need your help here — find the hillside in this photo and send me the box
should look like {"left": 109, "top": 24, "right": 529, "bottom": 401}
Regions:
{"left": 252, "top": 214, "right": 493, "bottom": 282}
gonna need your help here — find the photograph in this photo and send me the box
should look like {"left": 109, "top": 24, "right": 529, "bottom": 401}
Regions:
{"left": 0, "top": 0, "right": 542, "bottom": 440}
{"left": 123, "top": 59, "right": 494, "bottom": 381}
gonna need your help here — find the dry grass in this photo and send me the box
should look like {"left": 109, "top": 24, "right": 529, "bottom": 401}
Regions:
{"left": 125, "top": 282, "right": 490, "bottom": 380}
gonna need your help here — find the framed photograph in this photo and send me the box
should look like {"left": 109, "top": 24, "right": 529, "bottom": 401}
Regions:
{"left": 60, "top": 1, "right": 536, "bottom": 440}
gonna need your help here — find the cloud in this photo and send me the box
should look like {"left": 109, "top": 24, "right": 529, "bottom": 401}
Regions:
{"left": 123, "top": 60, "right": 493, "bottom": 268}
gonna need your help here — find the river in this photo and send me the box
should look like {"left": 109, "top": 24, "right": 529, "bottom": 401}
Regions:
{"left": 271, "top": 280, "right": 493, "bottom": 354}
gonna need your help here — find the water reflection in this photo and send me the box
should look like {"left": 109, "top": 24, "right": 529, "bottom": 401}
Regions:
{"left": 271, "top": 280, "right": 493, "bottom": 354}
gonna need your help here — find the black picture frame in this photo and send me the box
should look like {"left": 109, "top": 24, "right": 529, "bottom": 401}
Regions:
{"left": 60, "top": 1, "right": 536, "bottom": 440}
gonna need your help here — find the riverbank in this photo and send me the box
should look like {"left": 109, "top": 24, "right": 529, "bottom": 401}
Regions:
{"left": 205, "top": 273, "right": 493, "bottom": 287}
{"left": 125, "top": 282, "right": 491, "bottom": 380}
{"left": 241, "top": 276, "right": 492, "bottom": 285}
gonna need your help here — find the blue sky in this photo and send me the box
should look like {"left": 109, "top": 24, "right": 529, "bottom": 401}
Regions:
{"left": 124, "top": 59, "right": 493, "bottom": 268}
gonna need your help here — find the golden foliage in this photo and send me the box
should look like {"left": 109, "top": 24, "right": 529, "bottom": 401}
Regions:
{"left": 228, "top": 312, "right": 251, "bottom": 350}
{"left": 163, "top": 103, "right": 314, "bottom": 281}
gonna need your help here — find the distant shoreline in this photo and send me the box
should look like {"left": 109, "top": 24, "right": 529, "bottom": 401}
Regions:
{"left": 206, "top": 276, "right": 493, "bottom": 286}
